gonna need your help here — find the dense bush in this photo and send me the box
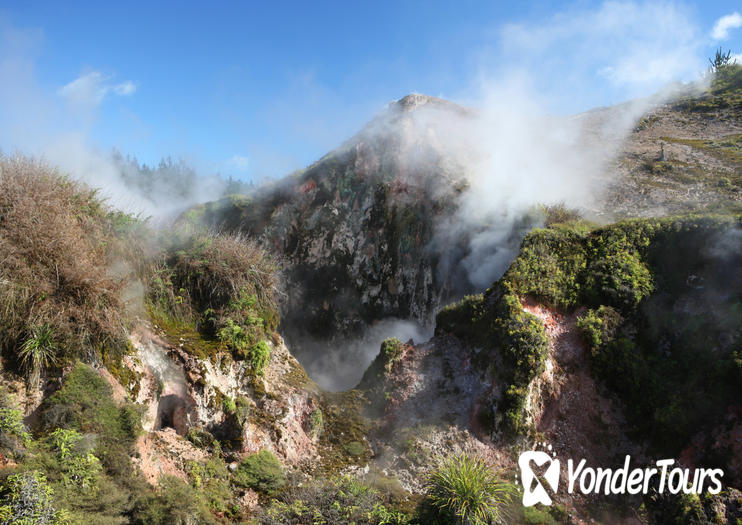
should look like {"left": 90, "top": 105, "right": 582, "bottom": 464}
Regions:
{"left": 504, "top": 228, "right": 587, "bottom": 309}
{"left": 358, "top": 337, "right": 404, "bottom": 387}
{"left": 532, "top": 215, "right": 742, "bottom": 455}
{"left": 0, "top": 155, "right": 282, "bottom": 523}
{"left": 583, "top": 251, "right": 653, "bottom": 310}
{"left": 435, "top": 294, "right": 486, "bottom": 342}
{"left": 185, "top": 458, "right": 234, "bottom": 518}
{"left": 131, "top": 475, "right": 216, "bottom": 525}
{"left": 357, "top": 338, "right": 408, "bottom": 417}
{"left": 437, "top": 214, "right": 742, "bottom": 447}
{"left": 435, "top": 285, "right": 548, "bottom": 437}
{"left": 0, "top": 390, "right": 31, "bottom": 460}
{"left": 576, "top": 306, "right": 622, "bottom": 349}
{"left": 233, "top": 449, "right": 286, "bottom": 495}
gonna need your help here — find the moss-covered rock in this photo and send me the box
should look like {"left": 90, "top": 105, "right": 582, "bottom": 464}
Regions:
{"left": 437, "top": 214, "right": 742, "bottom": 448}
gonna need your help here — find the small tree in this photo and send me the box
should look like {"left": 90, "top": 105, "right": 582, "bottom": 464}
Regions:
{"left": 709, "top": 47, "right": 736, "bottom": 73}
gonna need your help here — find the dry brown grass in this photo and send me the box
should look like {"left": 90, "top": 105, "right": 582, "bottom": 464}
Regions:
{"left": 0, "top": 154, "right": 280, "bottom": 378}
{"left": 148, "top": 229, "right": 280, "bottom": 334}
{"left": 0, "top": 155, "right": 128, "bottom": 371}
{"left": 172, "top": 232, "right": 277, "bottom": 314}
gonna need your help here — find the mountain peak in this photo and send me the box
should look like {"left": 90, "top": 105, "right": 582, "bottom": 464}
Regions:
{"left": 390, "top": 93, "right": 468, "bottom": 114}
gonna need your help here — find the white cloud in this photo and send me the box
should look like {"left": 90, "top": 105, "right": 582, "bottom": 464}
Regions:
{"left": 112, "top": 80, "right": 136, "bottom": 96}
{"left": 225, "top": 154, "right": 250, "bottom": 171}
{"left": 711, "top": 12, "right": 742, "bottom": 40}
{"left": 499, "top": 1, "right": 703, "bottom": 93}
{"left": 58, "top": 71, "right": 136, "bottom": 106}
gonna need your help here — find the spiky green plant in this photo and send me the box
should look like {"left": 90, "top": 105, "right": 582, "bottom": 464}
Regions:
{"left": 19, "top": 324, "right": 57, "bottom": 387}
{"left": 426, "top": 454, "right": 516, "bottom": 525}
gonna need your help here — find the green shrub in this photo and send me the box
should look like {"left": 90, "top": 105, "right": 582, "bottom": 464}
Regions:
{"left": 217, "top": 318, "right": 249, "bottom": 354}
{"left": 379, "top": 338, "right": 404, "bottom": 365}
{"left": 504, "top": 228, "right": 587, "bottom": 309}
{"left": 233, "top": 450, "right": 286, "bottom": 495}
{"left": 47, "top": 428, "right": 102, "bottom": 489}
{"left": 137, "top": 475, "right": 216, "bottom": 525}
{"left": 344, "top": 441, "right": 366, "bottom": 457}
{"left": 584, "top": 250, "right": 653, "bottom": 311}
{"left": 576, "top": 306, "right": 622, "bottom": 350}
{"left": 425, "top": 454, "right": 516, "bottom": 525}
{"left": 0, "top": 470, "right": 67, "bottom": 525}
{"left": 522, "top": 504, "right": 559, "bottom": 524}
{"left": 434, "top": 295, "right": 486, "bottom": 341}
{"left": 358, "top": 337, "right": 405, "bottom": 387}
{"left": 492, "top": 287, "right": 549, "bottom": 436}
{"left": 0, "top": 391, "right": 31, "bottom": 455}
{"left": 435, "top": 284, "right": 548, "bottom": 437}
{"left": 42, "top": 363, "right": 141, "bottom": 475}
{"left": 357, "top": 337, "right": 408, "bottom": 417}
{"left": 185, "top": 427, "right": 215, "bottom": 449}
{"left": 249, "top": 340, "right": 271, "bottom": 376}
{"left": 186, "top": 458, "right": 234, "bottom": 517}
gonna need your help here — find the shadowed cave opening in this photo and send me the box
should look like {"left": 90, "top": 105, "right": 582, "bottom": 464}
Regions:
{"left": 155, "top": 394, "right": 191, "bottom": 435}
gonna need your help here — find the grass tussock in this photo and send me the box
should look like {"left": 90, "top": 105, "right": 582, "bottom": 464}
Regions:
{"left": 0, "top": 155, "right": 130, "bottom": 378}
{"left": 423, "top": 454, "right": 516, "bottom": 525}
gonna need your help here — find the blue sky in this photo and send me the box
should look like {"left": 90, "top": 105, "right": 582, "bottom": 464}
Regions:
{"left": 1, "top": 1, "right": 741, "bottom": 182}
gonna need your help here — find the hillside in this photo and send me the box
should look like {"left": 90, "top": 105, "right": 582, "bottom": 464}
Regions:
{"left": 0, "top": 65, "right": 741, "bottom": 524}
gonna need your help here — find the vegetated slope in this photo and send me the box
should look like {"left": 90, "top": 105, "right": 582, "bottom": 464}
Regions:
{"left": 1, "top": 66, "right": 740, "bottom": 524}
{"left": 347, "top": 213, "right": 742, "bottom": 522}
{"left": 415, "top": 213, "right": 742, "bottom": 522}
{"left": 0, "top": 156, "right": 136, "bottom": 384}
{"left": 0, "top": 156, "right": 372, "bottom": 524}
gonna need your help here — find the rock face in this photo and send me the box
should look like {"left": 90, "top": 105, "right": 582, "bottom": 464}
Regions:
{"left": 115, "top": 323, "right": 321, "bottom": 478}
{"left": 187, "top": 95, "right": 477, "bottom": 359}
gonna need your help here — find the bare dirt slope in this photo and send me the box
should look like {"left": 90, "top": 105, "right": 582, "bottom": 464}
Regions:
{"left": 600, "top": 102, "right": 742, "bottom": 218}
